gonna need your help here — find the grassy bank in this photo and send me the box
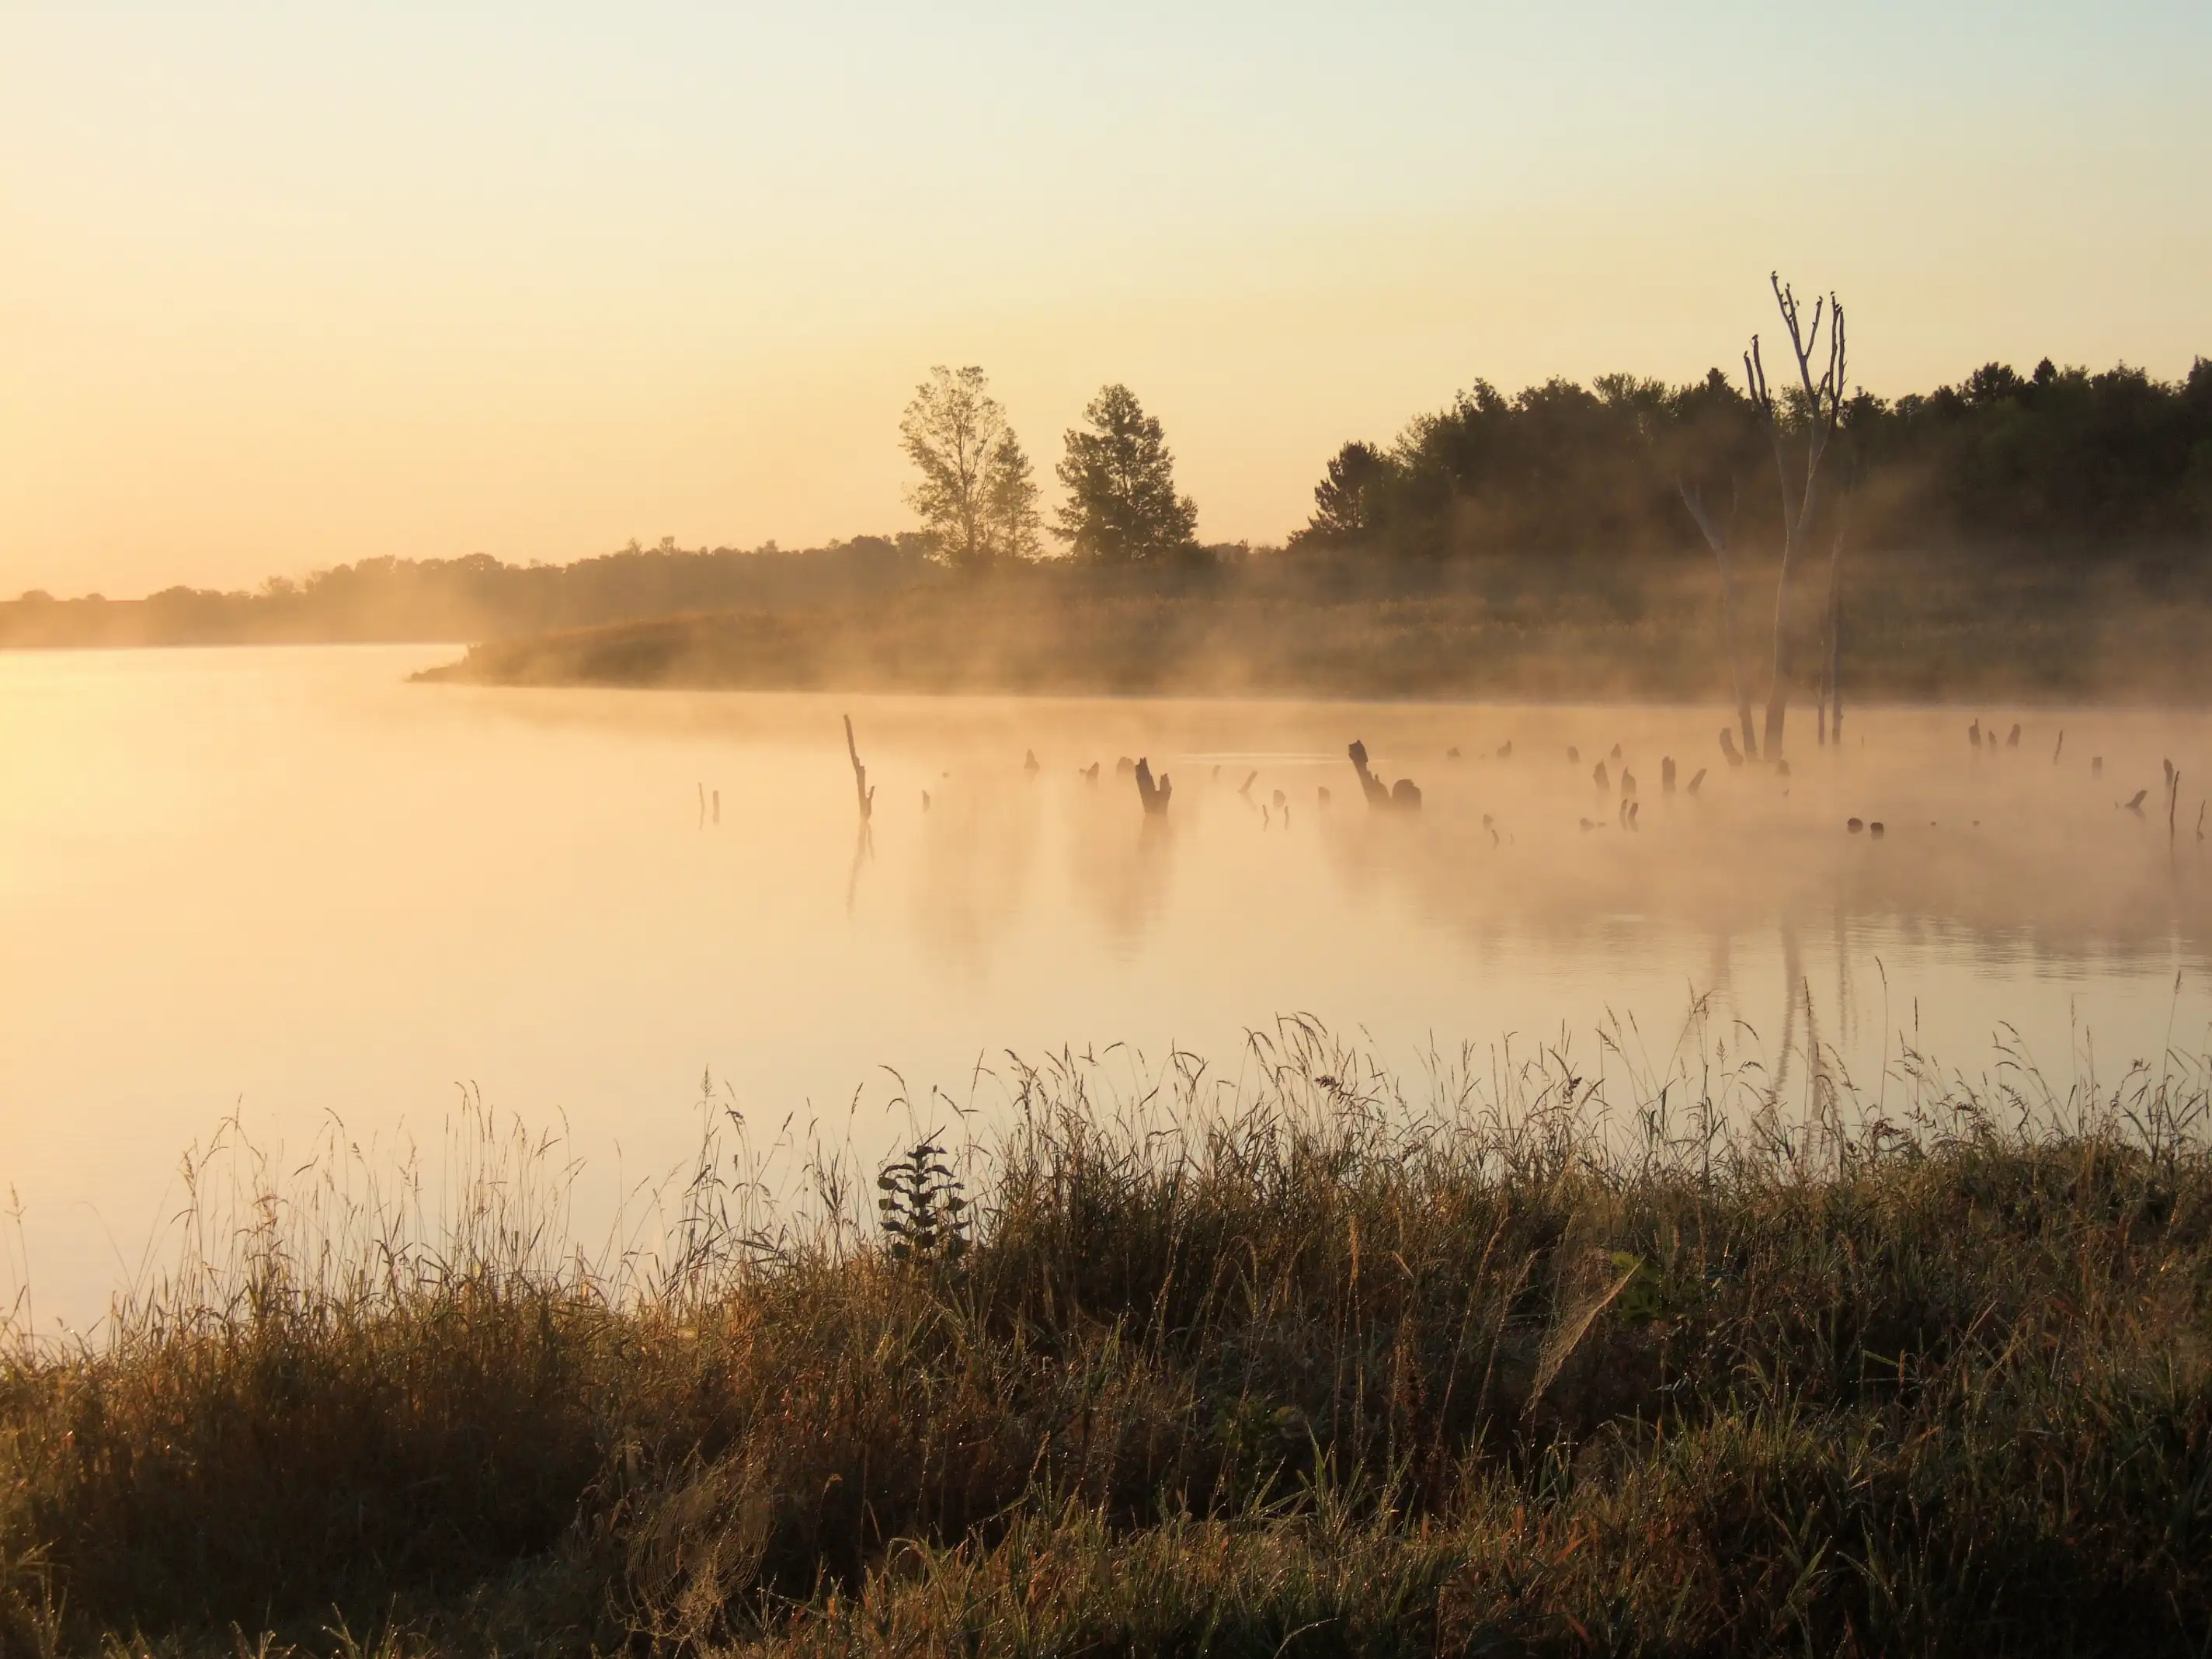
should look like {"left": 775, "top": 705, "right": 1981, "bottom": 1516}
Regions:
{"left": 2, "top": 1028, "right": 2210, "bottom": 1655}
{"left": 412, "top": 550, "right": 2212, "bottom": 704}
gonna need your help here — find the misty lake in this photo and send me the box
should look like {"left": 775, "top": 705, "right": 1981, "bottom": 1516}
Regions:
{"left": 5, "top": 644, "right": 2210, "bottom": 1327}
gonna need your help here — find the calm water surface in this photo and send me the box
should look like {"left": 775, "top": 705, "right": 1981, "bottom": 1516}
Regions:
{"left": 5, "top": 645, "right": 2210, "bottom": 1323}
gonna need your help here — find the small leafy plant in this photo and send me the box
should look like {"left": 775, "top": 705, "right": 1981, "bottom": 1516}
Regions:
{"left": 875, "top": 1139, "right": 968, "bottom": 1264}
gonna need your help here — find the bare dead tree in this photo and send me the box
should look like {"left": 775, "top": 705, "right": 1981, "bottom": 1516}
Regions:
{"left": 1817, "top": 480, "right": 1855, "bottom": 746}
{"left": 1675, "top": 478, "right": 1759, "bottom": 759}
{"left": 843, "top": 714, "right": 875, "bottom": 822}
{"left": 1745, "top": 273, "right": 1848, "bottom": 759}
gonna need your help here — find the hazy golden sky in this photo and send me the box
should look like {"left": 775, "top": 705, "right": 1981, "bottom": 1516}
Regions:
{"left": 3, "top": 2, "right": 2207, "bottom": 597}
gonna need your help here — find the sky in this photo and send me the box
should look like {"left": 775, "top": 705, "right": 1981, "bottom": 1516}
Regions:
{"left": 2, "top": 2, "right": 2208, "bottom": 598}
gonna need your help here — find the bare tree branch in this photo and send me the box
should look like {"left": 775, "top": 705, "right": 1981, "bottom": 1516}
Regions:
{"left": 1748, "top": 272, "right": 1848, "bottom": 758}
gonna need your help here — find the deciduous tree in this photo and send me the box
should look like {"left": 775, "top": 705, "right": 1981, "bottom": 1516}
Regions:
{"left": 901, "top": 367, "right": 1040, "bottom": 569}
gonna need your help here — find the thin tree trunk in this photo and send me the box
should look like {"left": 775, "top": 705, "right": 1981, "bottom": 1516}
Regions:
{"left": 1821, "top": 489, "right": 1852, "bottom": 744}
{"left": 1721, "top": 545, "right": 1759, "bottom": 760}
{"left": 1676, "top": 480, "right": 1759, "bottom": 759}
{"left": 1762, "top": 422, "right": 1811, "bottom": 760}
{"left": 843, "top": 714, "right": 875, "bottom": 822}
{"left": 1748, "top": 278, "right": 1845, "bottom": 761}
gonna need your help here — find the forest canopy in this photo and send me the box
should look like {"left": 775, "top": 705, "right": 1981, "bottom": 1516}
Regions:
{"left": 1292, "top": 357, "right": 2212, "bottom": 562}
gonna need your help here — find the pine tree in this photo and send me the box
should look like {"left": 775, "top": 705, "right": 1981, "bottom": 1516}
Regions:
{"left": 980, "top": 432, "right": 1042, "bottom": 562}
{"left": 1304, "top": 440, "right": 1391, "bottom": 541}
{"left": 1052, "top": 384, "right": 1200, "bottom": 564}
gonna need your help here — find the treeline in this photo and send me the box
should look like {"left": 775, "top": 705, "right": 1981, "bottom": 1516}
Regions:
{"left": 1296, "top": 357, "right": 2212, "bottom": 563}
{"left": 9, "top": 353, "right": 2209, "bottom": 653}
{"left": 0, "top": 535, "right": 934, "bottom": 648}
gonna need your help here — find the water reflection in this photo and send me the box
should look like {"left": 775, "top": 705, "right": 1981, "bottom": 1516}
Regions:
{"left": 907, "top": 767, "right": 1039, "bottom": 977}
{"left": 1068, "top": 808, "right": 1176, "bottom": 958}
{"left": 845, "top": 819, "right": 872, "bottom": 917}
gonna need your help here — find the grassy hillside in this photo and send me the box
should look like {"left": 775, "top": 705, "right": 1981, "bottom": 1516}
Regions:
{"left": 2, "top": 1028, "right": 2208, "bottom": 1654}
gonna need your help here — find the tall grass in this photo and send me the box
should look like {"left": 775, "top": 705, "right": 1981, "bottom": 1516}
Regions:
{"left": 2, "top": 1017, "right": 2209, "bottom": 1654}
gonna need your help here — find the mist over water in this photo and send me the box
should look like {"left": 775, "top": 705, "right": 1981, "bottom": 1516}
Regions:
{"left": 2, "top": 644, "right": 2207, "bottom": 1327}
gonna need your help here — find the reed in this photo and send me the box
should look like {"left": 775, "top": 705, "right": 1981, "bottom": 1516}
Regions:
{"left": 2, "top": 1019, "right": 2208, "bottom": 1655}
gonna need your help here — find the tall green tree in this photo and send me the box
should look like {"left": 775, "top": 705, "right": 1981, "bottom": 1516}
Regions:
{"left": 980, "top": 432, "right": 1042, "bottom": 562}
{"left": 1306, "top": 440, "right": 1393, "bottom": 541}
{"left": 901, "top": 367, "right": 1041, "bottom": 568}
{"left": 1052, "top": 384, "right": 1200, "bottom": 563}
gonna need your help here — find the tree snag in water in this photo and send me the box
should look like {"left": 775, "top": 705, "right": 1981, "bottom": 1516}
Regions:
{"left": 1134, "top": 757, "right": 1172, "bottom": 816}
{"left": 1349, "top": 739, "right": 1421, "bottom": 811}
{"left": 1746, "top": 273, "right": 1849, "bottom": 760}
{"left": 1348, "top": 739, "right": 1392, "bottom": 806}
{"left": 843, "top": 714, "right": 875, "bottom": 822}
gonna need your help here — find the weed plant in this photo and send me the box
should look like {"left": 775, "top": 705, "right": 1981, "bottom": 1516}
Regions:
{"left": 1, "top": 1017, "right": 2208, "bottom": 1655}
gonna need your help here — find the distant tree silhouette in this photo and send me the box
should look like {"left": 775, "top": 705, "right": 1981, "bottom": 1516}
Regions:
{"left": 1053, "top": 385, "right": 1202, "bottom": 564}
{"left": 1309, "top": 441, "right": 1391, "bottom": 540}
{"left": 981, "top": 433, "right": 1043, "bottom": 562}
{"left": 901, "top": 367, "right": 1041, "bottom": 569}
